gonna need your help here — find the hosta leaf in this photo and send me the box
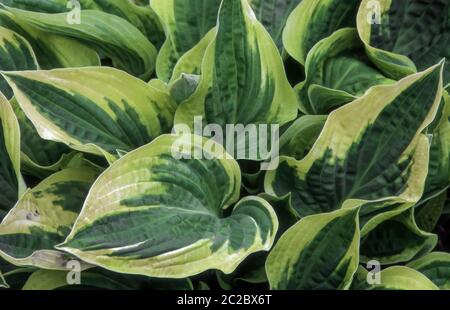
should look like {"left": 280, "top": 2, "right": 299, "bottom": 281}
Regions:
{"left": 0, "top": 168, "right": 98, "bottom": 270}
{"left": 0, "top": 0, "right": 67, "bottom": 12}
{"left": 360, "top": 207, "right": 437, "bottom": 265}
{"left": 5, "top": 6, "right": 156, "bottom": 79}
{"left": 2, "top": 67, "right": 177, "bottom": 163}
{"left": 283, "top": 0, "right": 360, "bottom": 65}
{"left": 296, "top": 28, "right": 394, "bottom": 114}
{"left": 22, "top": 269, "right": 193, "bottom": 290}
{"left": 175, "top": 0, "right": 298, "bottom": 155}
{"left": 423, "top": 92, "right": 450, "bottom": 201}
{"left": 1, "top": 0, "right": 166, "bottom": 49}
{"left": 248, "top": 0, "right": 302, "bottom": 53}
{"left": 169, "top": 74, "right": 200, "bottom": 105}
{"left": 10, "top": 98, "right": 71, "bottom": 178}
{"left": 278, "top": 115, "right": 326, "bottom": 160}
{"left": 0, "top": 9, "right": 100, "bottom": 69}
{"left": 151, "top": 0, "right": 222, "bottom": 82}
{"left": 0, "top": 269, "right": 7, "bottom": 288}
{"left": 170, "top": 28, "right": 215, "bottom": 83}
{"left": 79, "top": 0, "right": 165, "bottom": 49}
{"left": 408, "top": 252, "right": 450, "bottom": 289}
{"left": 352, "top": 266, "right": 439, "bottom": 290}
{"left": 357, "top": 0, "right": 450, "bottom": 83}
{"left": 0, "top": 26, "right": 37, "bottom": 99}
{"left": 265, "top": 61, "right": 444, "bottom": 217}
{"left": 0, "top": 92, "right": 23, "bottom": 219}
{"left": 415, "top": 192, "right": 446, "bottom": 233}
{"left": 266, "top": 207, "right": 360, "bottom": 290}
{"left": 58, "top": 134, "right": 278, "bottom": 278}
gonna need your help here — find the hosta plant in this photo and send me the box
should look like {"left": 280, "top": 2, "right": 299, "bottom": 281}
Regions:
{"left": 0, "top": 0, "right": 449, "bottom": 291}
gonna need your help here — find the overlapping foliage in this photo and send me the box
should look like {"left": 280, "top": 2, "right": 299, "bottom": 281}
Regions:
{"left": 0, "top": 0, "right": 449, "bottom": 290}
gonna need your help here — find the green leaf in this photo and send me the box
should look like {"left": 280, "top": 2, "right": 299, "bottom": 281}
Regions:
{"left": 0, "top": 92, "right": 23, "bottom": 219}
{"left": 0, "top": 269, "right": 7, "bottom": 288}
{"left": 408, "top": 252, "right": 450, "bottom": 289}
{"left": 58, "top": 134, "right": 278, "bottom": 278}
{"left": 0, "top": 167, "right": 98, "bottom": 270}
{"left": 278, "top": 115, "right": 326, "bottom": 160}
{"left": 1, "top": 0, "right": 166, "bottom": 49}
{"left": 169, "top": 74, "right": 200, "bottom": 105}
{"left": 0, "top": 9, "right": 100, "bottom": 69}
{"left": 295, "top": 28, "right": 394, "bottom": 114}
{"left": 5, "top": 6, "right": 156, "bottom": 79}
{"left": 10, "top": 97, "right": 71, "bottom": 179}
{"left": 265, "top": 61, "right": 445, "bottom": 217}
{"left": 2, "top": 67, "right": 177, "bottom": 163}
{"left": 353, "top": 266, "right": 438, "bottom": 290}
{"left": 283, "top": 0, "right": 360, "bottom": 65}
{"left": 22, "top": 268, "right": 193, "bottom": 290}
{"left": 357, "top": 0, "right": 450, "bottom": 83}
{"left": 0, "top": 26, "right": 37, "bottom": 99}
{"left": 360, "top": 207, "right": 437, "bottom": 265}
{"left": 415, "top": 192, "right": 446, "bottom": 233}
{"left": 423, "top": 92, "right": 450, "bottom": 201}
{"left": 170, "top": 28, "right": 216, "bottom": 82}
{"left": 79, "top": 0, "right": 165, "bottom": 49}
{"left": 175, "top": 0, "right": 298, "bottom": 155}
{"left": 266, "top": 207, "right": 360, "bottom": 290}
{"left": 0, "top": 0, "right": 68, "bottom": 12}
{"left": 248, "top": 0, "right": 302, "bottom": 53}
{"left": 151, "top": 0, "right": 222, "bottom": 82}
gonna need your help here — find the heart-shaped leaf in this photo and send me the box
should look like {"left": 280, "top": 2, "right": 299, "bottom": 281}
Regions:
{"left": 265, "top": 61, "right": 444, "bottom": 217}
{"left": 58, "top": 134, "right": 278, "bottom": 278}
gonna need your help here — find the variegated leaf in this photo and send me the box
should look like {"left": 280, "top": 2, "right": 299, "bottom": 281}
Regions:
{"left": 10, "top": 97, "right": 71, "bottom": 178}
{"left": 422, "top": 92, "right": 450, "bottom": 201}
{"left": 351, "top": 266, "right": 439, "bottom": 290}
{"left": 0, "top": 92, "right": 24, "bottom": 219}
{"left": 151, "top": 0, "right": 222, "bottom": 82}
{"left": 266, "top": 207, "right": 360, "bottom": 289}
{"left": 0, "top": 9, "right": 100, "bottom": 69}
{"left": 265, "top": 61, "right": 444, "bottom": 217}
{"left": 278, "top": 114, "right": 326, "bottom": 160}
{"left": 175, "top": 0, "right": 298, "bottom": 160}
{"left": 295, "top": 28, "right": 394, "bottom": 114}
{"left": 0, "top": 269, "right": 7, "bottom": 288}
{"left": 283, "top": 0, "right": 360, "bottom": 65}
{"left": 22, "top": 268, "right": 193, "bottom": 290}
{"left": 58, "top": 134, "right": 278, "bottom": 278}
{"left": 248, "top": 0, "right": 302, "bottom": 53}
{"left": 170, "top": 28, "right": 215, "bottom": 83}
{"left": 1, "top": 0, "right": 166, "bottom": 49}
{"left": 0, "top": 168, "right": 98, "bottom": 270}
{"left": 357, "top": 0, "right": 450, "bottom": 83}
{"left": 408, "top": 252, "right": 450, "bottom": 289}
{"left": 5, "top": 6, "right": 156, "bottom": 79}
{"left": 360, "top": 207, "right": 437, "bottom": 265}
{"left": 0, "top": 26, "right": 37, "bottom": 99}
{"left": 2, "top": 67, "right": 177, "bottom": 163}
